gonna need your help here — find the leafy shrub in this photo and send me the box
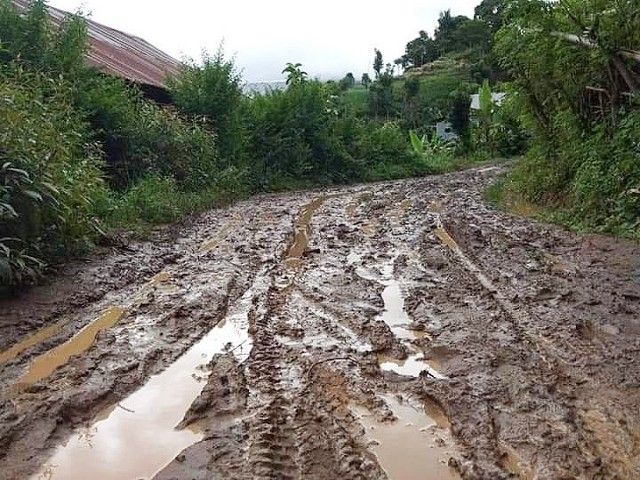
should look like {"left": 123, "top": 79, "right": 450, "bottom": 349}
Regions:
{"left": 0, "top": 2, "right": 226, "bottom": 288}
{"left": 169, "top": 49, "right": 246, "bottom": 162}
{"left": 0, "top": 68, "right": 107, "bottom": 284}
{"left": 75, "top": 75, "right": 220, "bottom": 190}
{"left": 409, "top": 131, "right": 456, "bottom": 174}
{"left": 496, "top": 109, "right": 640, "bottom": 238}
{"left": 0, "top": 0, "right": 87, "bottom": 74}
{"left": 491, "top": 0, "right": 640, "bottom": 237}
{"left": 108, "top": 176, "right": 182, "bottom": 225}
{"left": 246, "top": 80, "right": 354, "bottom": 188}
{"left": 570, "top": 112, "right": 640, "bottom": 235}
{"left": 102, "top": 167, "right": 251, "bottom": 230}
{"left": 356, "top": 122, "right": 423, "bottom": 180}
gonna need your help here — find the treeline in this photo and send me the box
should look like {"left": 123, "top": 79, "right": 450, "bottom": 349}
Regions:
{"left": 399, "top": 1, "right": 504, "bottom": 82}
{"left": 0, "top": 1, "right": 432, "bottom": 289}
{"left": 358, "top": 0, "right": 639, "bottom": 239}
{"left": 339, "top": 0, "right": 525, "bottom": 160}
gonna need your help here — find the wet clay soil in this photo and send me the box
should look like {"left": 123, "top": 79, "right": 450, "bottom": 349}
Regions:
{"left": 1, "top": 166, "right": 640, "bottom": 479}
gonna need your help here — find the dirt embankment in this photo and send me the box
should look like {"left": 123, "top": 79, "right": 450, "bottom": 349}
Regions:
{"left": 1, "top": 166, "right": 639, "bottom": 480}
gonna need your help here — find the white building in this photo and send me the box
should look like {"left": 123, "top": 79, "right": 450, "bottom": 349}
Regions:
{"left": 470, "top": 92, "right": 507, "bottom": 110}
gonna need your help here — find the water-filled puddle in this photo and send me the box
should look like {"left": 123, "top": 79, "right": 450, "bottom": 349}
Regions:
{"left": 3, "top": 271, "right": 173, "bottom": 381}
{"left": 434, "top": 227, "right": 459, "bottom": 251}
{"left": 0, "top": 320, "right": 65, "bottom": 365}
{"left": 378, "top": 353, "right": 446, "bottom": 379}
{"left": 377, "top": 278, "right": 423, "bottom": 340}
{"left": 285, "top": 197, "right": 325, "bottom": 269}
{"left": 32, "top": 278, "right": 262, "bottom": 480}
{"left": 370, "top": 262, "right": 446, "bottom": 379}
{"left": 354, "top": 394, "right": 460, "bottom": 480}
{"left": 17, "top": 307, "right": 126, "bottom": 388}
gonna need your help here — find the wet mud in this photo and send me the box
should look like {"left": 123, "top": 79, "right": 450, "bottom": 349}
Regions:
{"left": 1, "top": 166, "right": 640, "bottom": 479}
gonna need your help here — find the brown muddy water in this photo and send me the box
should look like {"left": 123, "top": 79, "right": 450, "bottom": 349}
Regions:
{"left": 11, "top": 272, "right": 175, "bottom": 391}
{"left": 32, "top": 273, "right": 266, "bottom": 480}
{"left": 352, "top": 257, "right": 446, "bottom": 379}
{"left": 285, "top": 196, "right": 326, "bottom": 268}
{"left": 18, "top": 307, "right": 126, "bottom": 388}
{"left": 0, "top": 320, "right": 65, "bottom": 365}
{"left": 353, "top": 394, "right": 460, "bottom": 480}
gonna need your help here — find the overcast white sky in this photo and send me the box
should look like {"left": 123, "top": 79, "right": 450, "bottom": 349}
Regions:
{"left": 48, "top": 0, "right": 479, "bottom": 83}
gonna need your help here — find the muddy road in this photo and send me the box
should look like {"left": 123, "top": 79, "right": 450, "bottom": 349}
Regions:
{"left": 1, "top": 167, "right": 640, "bottom": 480}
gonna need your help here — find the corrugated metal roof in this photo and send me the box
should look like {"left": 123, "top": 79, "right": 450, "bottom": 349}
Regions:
{"left": 13, "top": 0, "right": 182, "bottom": 88}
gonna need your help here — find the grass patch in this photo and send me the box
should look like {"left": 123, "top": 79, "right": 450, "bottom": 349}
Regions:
{"left": 342, "top": 85, "right": 369, "bottom": 115}
{"left": 95, "top": 175, "right": 247, "bottom": 235}
{"left": 485, "top": 168, "right": 640, "bottom": 241}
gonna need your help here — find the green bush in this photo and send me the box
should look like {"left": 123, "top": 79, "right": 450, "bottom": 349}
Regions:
{"left": 0, "top": 0, "right": 87, "bottom": 74}
{"left": 491, "top": 0, "right": 640, "bottom": 238}
{"left": 409, "top": 131, "right": 457, "bottom": 174}
{"left": 75, "top": 75, "right": 220, "bottom": 190}
{"left": 570, "top": 112, "right": 640, "bottom": 235}
{"left": 0, "top": 69, "right": 107, "bottom": 284}
{"left": 169, "top": 49, "right": 246, "bottom": 163}
{"left": 246, "top": 80, "right": 355, "bottom": 188}
{"left": 108, "top": 176, "right": 182, "bottom": 225}
{"left": 245, "top": 81, "right": 426, "bottom": 188}
{"left": 0, "top": 0, "right": 229, "bottom": 288}
{"left": 356, "top": 122, "right": 425, "bottom": 180}
{"left": 496, "top": 109, "right": 640, "bottom": 238}
{"left": 102, "top": 167, "right": 250, "bottom": 230}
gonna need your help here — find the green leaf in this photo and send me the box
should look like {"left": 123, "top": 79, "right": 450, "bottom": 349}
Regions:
{"left": 409, "top": 131, "right": 425, "bottom": 155}
{"left": 0, "top": 203, "right": 17, "bottom": 218}
{"left": 23, "top": 190, "right": 43, "bottom": 202}
{"left": 479, "top": 80, "right": 493, "bottom": 117}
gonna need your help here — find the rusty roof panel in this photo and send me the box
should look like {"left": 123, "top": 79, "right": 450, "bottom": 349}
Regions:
{"left": 13, "top": 0, "right": 182, "bottom": 88}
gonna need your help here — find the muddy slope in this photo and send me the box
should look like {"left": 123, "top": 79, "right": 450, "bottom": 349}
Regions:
{"left": 1, "top": 166, "right": 639, "bottom": 480}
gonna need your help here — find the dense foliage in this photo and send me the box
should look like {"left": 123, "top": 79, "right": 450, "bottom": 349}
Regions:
{"left": 399, "top": 1, "right": 504, "bottom": 81}
{"left": 243, "top": 74, "right": 427, "bottom": 189}
{"left": 169, "top": 49, "right": 246, "bottom": 163}
{"left": 345, "top": 0, "right": 521, "bottom": 156}
{"left": 0, "top": 0, "right": 231, "bottom": 289}
{"left": 0, "top": 68, "right": 106, "bottom": 285}
{"left": 493, "top": 0, "right": 640, "bottom": 238}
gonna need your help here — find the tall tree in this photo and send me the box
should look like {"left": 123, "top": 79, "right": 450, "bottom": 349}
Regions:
{"left": 170, "top": 48, "right": 245, "bottom": 162}
{"left": 474, "top": 0, "right": 506, "bottom": 35}
{"left": 434, "top": 10, "right": 470, "bottom": 55}
{"left": 361, "top": 73, "right": 371, "bottom": 89}
{"left": 403, "top": 31, "right": 439, "bottom": 69}
{"left": 339, "top": 72, "right": 355, "bottom": 91}
{"left": 373, "top": 49, "right": 383, "bottom": 78}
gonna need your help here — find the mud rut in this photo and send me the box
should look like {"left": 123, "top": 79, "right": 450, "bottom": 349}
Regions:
{"left": 1, "top": 167, "right": 640, "bottom": 480}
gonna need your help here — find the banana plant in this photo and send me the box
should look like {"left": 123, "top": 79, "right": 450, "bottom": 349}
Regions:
{"left": 409, "top": 131, "right": 426, "bottom": 155}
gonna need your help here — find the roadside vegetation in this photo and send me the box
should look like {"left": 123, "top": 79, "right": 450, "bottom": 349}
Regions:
{"left": 1, "top": 0, "right": 637, "bottom": 290}
{"left": 0, "top": 1, "right": 430, "bottom": 289}
{"left": 0, "top": 0, "right": 233, "bottom": 288}
{"left": 356, "top": 0, "right": 639, "bottom": 240}
{"left": 489, "top": 0, "right": 640, "bottom": 240}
